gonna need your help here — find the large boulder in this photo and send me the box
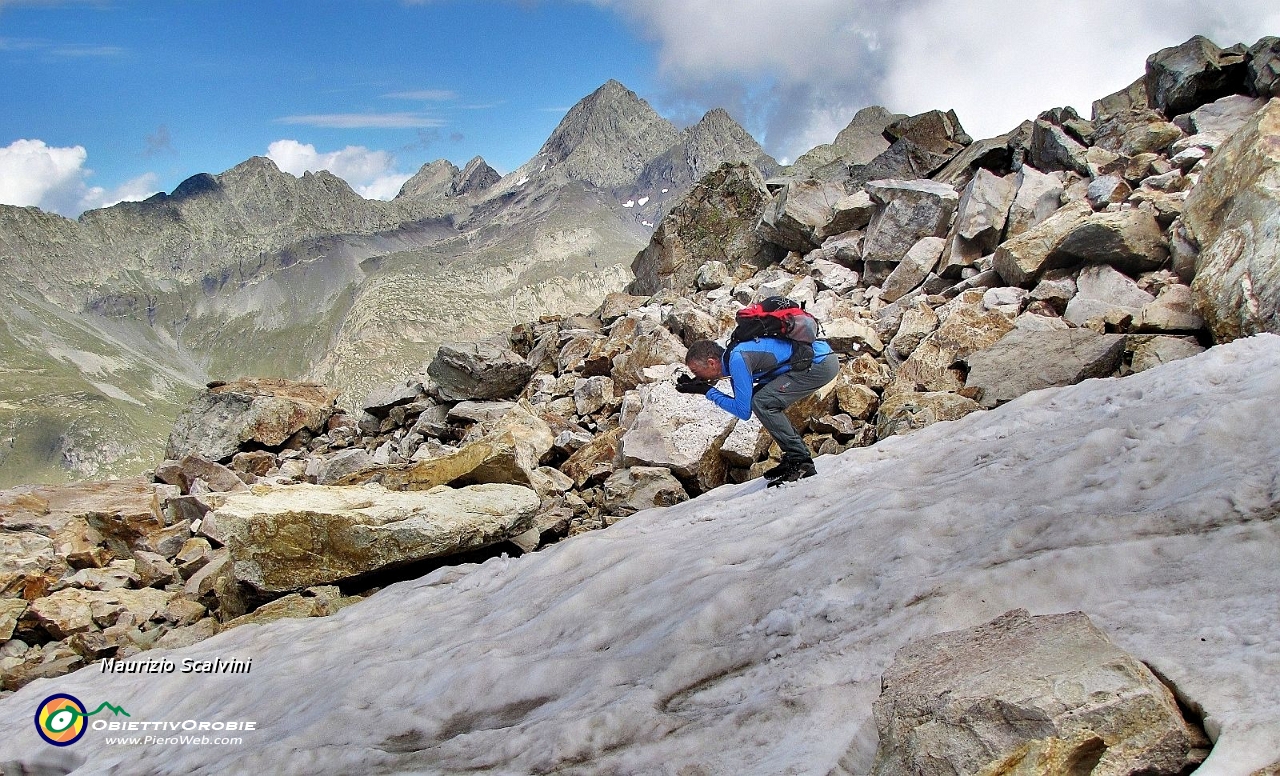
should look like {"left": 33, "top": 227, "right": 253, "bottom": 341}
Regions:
{"left": 560, "top": 427, "right": 624, "bottom": 488}
{"left": 890, "top": 291, "right": 1016, "bottom": 395}
{"left": 601, "top": 467, "right": 689, "bottom": 517}
{"left": 1051, "top": 209, "right": 1170, "bottom": 276}
{"left": 573, "top": 376, "right": 616, "bottom": 417}
{"left": 887, "top": 300, "right": 940, "bottom": 360}
{"left": 0, "top": 598, "right": 26, "bottom": 641}
{"left": 853, "top": 110, "right": 971, "bottom": 184}
{"left": 1029, "top": 114, "right": 1090, "bottom": 176}
{"left": 790, "top": 105, "right": 904, "bottom": 176}
{"left": 881, "top": 238, "right": 945, "bottom": 304}
{"left": 312, "top": 448, "right": 376, "bottom": 487}
{"left": 819, "top": 190, "right": 876, "bottom": 240}
{"left": 874, "top": 391, "right": 981, "bottom": 440}
{"left": 1128, "top": 335, "right": 1206, "bottom": 372}
{"left": 870, "top": 609, "right": 1209, "bottom": 776}
{"left": 1249, "top": 37, "right": 1280, "bottom": 99}
{"left": 224, "top": 585, "right": 359, "bottom": 630}
{"left": 611, "top": 325, "right": 687, "bottom": 392}
{"left": 427, "top": 341, "right": 534, "bottom": 402}
{"left": 1092, "top": 76, "right": 1149, "bottom": 124}
{"left": 1146, "top": 35, "right": 1248, "bottom": 118}
{"left": 168, "top": 455, "right": 249, "bottom": 494}
{"left": 630, "top": 163, "right": 780, "bottom": 295}
{"left": 1, "top": 478, "right": 160, "bottom": 538}
{"left": 1175, "top": 94, "right": 1267, "bottom": 137}
{"left": 862, "top": 180, "right": 960, "bottom": 265}
{"left": 621, "top": 382, "right": 736, "bottom": 493}
{"left": 1182, "top": 99, "right": 1280, "bottom": 342}
{"left": 993, "top": 201, "right": 1094, "bottom": 287}
{"left": 964, "top": 329, "right": 1126, "bottom": 408}
{"left": 1064, "top": 265, "right": 1156, "bottom": 327}
{"left": 758, "top": 178, "right": 850, "bottom": 253}
{"left": 200, "top": 483, "right": 540, "bottom": 593}
{"left": 822, "top": 316, "right": 886, "bottom": 355}
{"left": 166, "top": 379, "right": 341, "bottom": 462}
{"left": 939, "top": 169, "right": 1016, "bottom": 276}
{"left": 583, "top": 312, "right": 664, "bottom": 377}
{"left": 1005, "top": 165, "right": 1064, "bottom": 240}
{"left": 932, "top": 121, "right": 1032, "bottom": 189}
{"left": 0, "top": 531, "right": 59, "bottom": 602}
{"left": 1135, "top": 284, "right": 1206, "bottom": 333}
{"left": 360, "top": 378, "right": 426, "bottom": 419}
{"left": 718, "top": 418, "right": 770, "bottom": 467}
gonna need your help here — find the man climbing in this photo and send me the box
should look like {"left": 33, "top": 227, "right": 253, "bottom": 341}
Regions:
{"left": 676, "top": 334, "right": 839, "bottom": 485}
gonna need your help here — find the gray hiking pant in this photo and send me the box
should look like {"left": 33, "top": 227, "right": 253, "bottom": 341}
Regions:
{"left": 751, "top": 354, "right": 840, "bottom": 463}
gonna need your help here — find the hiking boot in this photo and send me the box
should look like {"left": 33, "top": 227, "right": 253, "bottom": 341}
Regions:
{"left": 762, "top": 461, "right": 790, "bottom": 481}
{"left": 765, "top": 458, "right": 817, "bottom": 485}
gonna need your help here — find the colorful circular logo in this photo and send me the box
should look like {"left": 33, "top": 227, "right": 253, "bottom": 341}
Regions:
{"left": 35, "top": 694, "right": 88, "bottom": 746}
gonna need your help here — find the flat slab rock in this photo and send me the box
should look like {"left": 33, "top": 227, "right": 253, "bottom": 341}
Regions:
{"left": 200, "top": 483, "right": 540, "bottom": 593}
{"left": 870, "top": 609, "right": 1209, "bottom": 776}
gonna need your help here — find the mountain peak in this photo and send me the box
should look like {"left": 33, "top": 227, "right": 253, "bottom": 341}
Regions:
{"left": 397, "top": 159, "right": 461, "bottom": 200}
{"left": 695, "top": 107, "right": 737, "bottom": 127}
{"left": 223, "top": 155, "right": 287, "bottom": 180}
{"left": 536, "top": 80, "right": 680, "bottom": 189}
{"left": 682, "top": 107, "right": 779, "bottom": 180}
{"left": 454, "top": 157, "right": 500, "bottom": 196}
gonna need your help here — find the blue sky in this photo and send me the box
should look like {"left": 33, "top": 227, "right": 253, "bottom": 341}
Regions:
{"left": 0, "top": 1, "right": 658, "bottom": 212}
{"left": 2, "top": 0, "right": 1277, "bottom": 216}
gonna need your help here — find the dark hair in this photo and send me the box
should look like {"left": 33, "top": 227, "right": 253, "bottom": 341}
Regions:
{"left": 685, "top": 340, "right": 725, "bottom": 363}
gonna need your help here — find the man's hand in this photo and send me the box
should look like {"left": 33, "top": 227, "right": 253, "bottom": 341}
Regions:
{"left": 675, "top": 373, "right": 713, "bottom": 396}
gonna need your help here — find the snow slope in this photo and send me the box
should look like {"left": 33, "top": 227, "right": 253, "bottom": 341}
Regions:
{"left": 3, "top": 336, "right": 1279, "bottom": 775}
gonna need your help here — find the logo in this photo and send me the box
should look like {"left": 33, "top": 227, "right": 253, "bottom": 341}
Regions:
{"left": 35, "top": 694, "right": 130, "bottom": 746}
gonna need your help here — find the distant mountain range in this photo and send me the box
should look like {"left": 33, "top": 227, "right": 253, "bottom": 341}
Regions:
{"left": 0, "top": 80, "right": 781, "bottom": 485}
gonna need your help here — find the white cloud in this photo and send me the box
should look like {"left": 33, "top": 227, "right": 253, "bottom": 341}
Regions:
{"left": 0, "top": 138, "right": 86, "bottom": 206}
{"left": 355, "top": 174, "right": 414, "bottom": 200}
{"left": 266, "top": 139, "right": 412, "bottom": 201}
{"left": 274, "top": 113, "right": 446, "bottom": 129}
{"left": 0, "top": 139, "right": 157, "bottom": 216}
{"left": 77, "top": 172, "right": 159, "bottom": 211}
{"left": 882, "top": 0, "right": 1280, "bottom": 138}
{"left": 587, "top": 0, "right": 1280, "bottom": 159}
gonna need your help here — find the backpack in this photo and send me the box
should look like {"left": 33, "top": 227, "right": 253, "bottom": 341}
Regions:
{"left": 727, "top": 296, "right": 820, "bottom": 374}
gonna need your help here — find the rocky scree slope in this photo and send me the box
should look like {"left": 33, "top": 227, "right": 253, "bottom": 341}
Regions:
{"left": 2, "top": 34, "right": 1278, "bottom": 722}
{"left": 1, "top": 333, "right": 1277, "bottom": 774}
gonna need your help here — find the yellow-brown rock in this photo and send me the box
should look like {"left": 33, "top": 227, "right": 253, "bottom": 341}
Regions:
{"left": 1182, "top": 99, "right": 1280, "bottom": 342}
{"left": 200, "top": 482, "right": 540, "bottom": 593}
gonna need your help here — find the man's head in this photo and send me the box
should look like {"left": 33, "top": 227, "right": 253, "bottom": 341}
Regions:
{"left": 685, "top": 340, "right": 726, "bottom": 382}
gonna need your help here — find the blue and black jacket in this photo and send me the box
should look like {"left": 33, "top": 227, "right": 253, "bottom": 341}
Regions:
{"left": 707, "top": 339, "right": 835, "bottom": 420}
